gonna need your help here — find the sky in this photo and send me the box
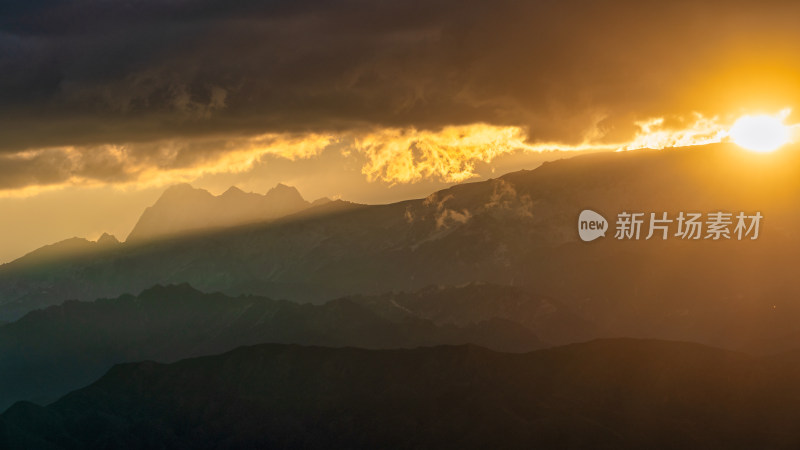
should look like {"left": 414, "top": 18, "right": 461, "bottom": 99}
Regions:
{"left": 2, "top": 0, "right": 800, "bottom": 262}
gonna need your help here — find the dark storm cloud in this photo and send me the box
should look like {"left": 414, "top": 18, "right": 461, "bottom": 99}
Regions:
{"left": 2, "top": 0, "right": 800, "bottom": 154}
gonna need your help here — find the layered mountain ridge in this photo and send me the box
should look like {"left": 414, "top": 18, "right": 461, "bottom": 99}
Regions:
{"left": 5, "top": 339, "right": 800, "bottom": 449}
{"left": 0, "top": 283, "right": 544, "bottom": 409}
{"left": 1, "top": 144, "right": 799, "bottom": 354}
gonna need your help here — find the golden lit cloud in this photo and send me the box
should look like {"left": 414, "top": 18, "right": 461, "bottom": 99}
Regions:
{"left": 128, "top": 133, "right": 337, "bottom": 189}
{"left": 0, "top": 124, "right": 617, "bottom": 196}
{"left": 2, "top": 110, "right": 799, "bottom": 199}
{"left": 621, "top": 109, "right": 799, "bottom": 153}
{"left": 0, "top": 134, "right": 336, "bottom": 198}
{"left": 355, "top": 124, "right": 615, "bottom": 184}
{"left": 622, "top": 113, "right": 729, "bottom": 151}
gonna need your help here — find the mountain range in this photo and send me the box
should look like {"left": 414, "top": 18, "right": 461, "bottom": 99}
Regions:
{"left": 0, "top": 283, "right": 543, "bottom": 410}
{"left": 0, "top": 143, "right": 798, "bottom": 354}
{"left": 127, "top": 183, "right": 327, "bottom": 242}
{"left": 2, "top": 144, "right": 800, "bottom": 447}
{"left": 4, "top": 339, "right": 800, "bottom": 449}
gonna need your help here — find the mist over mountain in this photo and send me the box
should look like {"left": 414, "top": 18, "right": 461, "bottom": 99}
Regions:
{"left": 1, "top": 144, "right": 800, "bottom": 353}
{"left": 126, "top": 183, "right": 313, "bottom": 242}
{"left": 0, "top": 284, "right": 542, "bottom": 410}
{"left": 5, "top": 339, "right": 800, "bottom": 449}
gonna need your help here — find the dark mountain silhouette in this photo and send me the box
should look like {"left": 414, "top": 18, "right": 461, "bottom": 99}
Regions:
{"left": 0, "top": 284, "right": 542, "bottom": 410}
{"left": 126, "top": 182, "right": 311, "bottom": 242}
{"left": 4, "top": 339, "right": 800, "bottom": 449}
{"left": 1, "top": 143, "right": 799, "bottom": 353}
{"left": 348, "top": 283, "right": 598, "bottom": 345}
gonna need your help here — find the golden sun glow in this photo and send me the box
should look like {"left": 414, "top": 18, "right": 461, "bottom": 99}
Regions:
{"left": 729, "top": 112, "right": 792, "bottom": 153}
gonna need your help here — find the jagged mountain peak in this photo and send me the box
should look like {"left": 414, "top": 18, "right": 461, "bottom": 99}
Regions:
{"left": 126, "top": 183, "right": 311, "bottom": 242}
{"left": 96, "top": 233, "right": 120, "bottom": 246}
{"left": 265, "top": 183, "right": 304, "bottom": 200}
{"left": 161, "top": 182, "right": 208, "bottom": 196}
{"left": 155, "top": 183, "right": 215, "bottom": 205}
{"left": 271, "top": 182, "right": 293, "bottom": 190}
{"left": 220, "top": 186, "right": 247, "bottom": 197}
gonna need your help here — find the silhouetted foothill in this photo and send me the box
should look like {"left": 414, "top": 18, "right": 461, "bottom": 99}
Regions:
{"left": 4, "top": 340, "right": 800, "bottom": 449}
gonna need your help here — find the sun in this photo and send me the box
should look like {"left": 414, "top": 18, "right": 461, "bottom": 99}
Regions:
{"left": 729, "top": 113, "right": 791, "bottom": 153}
